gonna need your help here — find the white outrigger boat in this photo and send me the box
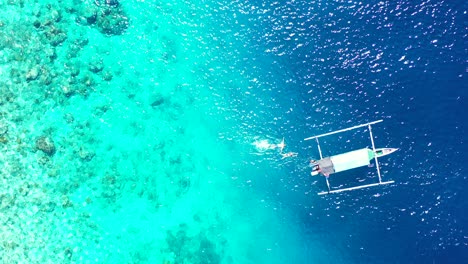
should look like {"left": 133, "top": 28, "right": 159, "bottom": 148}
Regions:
{"left": 304, "top": 120, "right": 397, "bottom": 195}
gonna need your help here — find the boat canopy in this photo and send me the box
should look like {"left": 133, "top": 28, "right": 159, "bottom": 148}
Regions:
{"left": 331, "top": 148, "right": 371, "bottom": 173}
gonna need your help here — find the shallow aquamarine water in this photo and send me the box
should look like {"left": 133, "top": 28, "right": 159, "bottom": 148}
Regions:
{"left": 0, "top": 0, "right": 319, "bottom": 263}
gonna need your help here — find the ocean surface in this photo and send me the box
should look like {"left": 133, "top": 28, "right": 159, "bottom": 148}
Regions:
{"left": 0, "top": 0, "right": 466, "bottom": 263}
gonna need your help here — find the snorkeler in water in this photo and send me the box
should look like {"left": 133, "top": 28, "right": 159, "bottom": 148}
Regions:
{"left": 277, "top": 138, "right": 298, "bottom": 159}
{"left": 281, "top": 151, "right": 298, "bottom": 159}
{"left": 277, "top": 137, "right": 286, "bottom": 153}
{"left": 252, "top": 137, "right": 297, "bottom": 159}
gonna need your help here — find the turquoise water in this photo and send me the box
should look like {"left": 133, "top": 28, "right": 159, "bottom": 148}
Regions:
{"left": 1, "top": 0, "right": 466, "bottom": 263}
{"left": 0, "top": 1, "right": 317, "bottom": 263}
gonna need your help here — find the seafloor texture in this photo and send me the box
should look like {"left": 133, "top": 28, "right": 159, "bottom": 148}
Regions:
{"left": 0, "top": 0, "right": 310, "bottom": 263}
{"left": 0, "top": 0, "right": 466, "bottom": 263}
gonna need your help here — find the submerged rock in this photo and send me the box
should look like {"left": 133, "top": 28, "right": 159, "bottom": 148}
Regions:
{"left": 77, "top": 1, "right": 128, "bottom": 35}
{"left": 96, "top": 8, "right": 129, "bottom": 36}
{"left": 50, "top": 9, "right": 62, "bottom": 23}
{"left": 79, "top": 147, "right": 95, "bottom": 161}
{"left": 68, "top": 64, "right": 80, "bottom": 77}
{"left": 151, "top": 94, "right": 165, "bottom": 107}
{"left": 44, "top": 25, "right": 68, "bottom": 46}
{"left": 50, "top": 32, "right": 67, "bottom": 46}
{"left": 83, "top": 6, "right": 98, "bottom": 24}
{"left": 88, "top": 58, "right": 104, "bottom": 73}
{"left": 35, "top": 136, "right": 56, "bottom": 156}
{"left": 82, "top": 75, "right": 95, "bottom": 87}
{"left": 0, "top": 193, "right": 15, "bottom": 209}
{"left": 102, "top": 70, "right": 113, "bottom": 81}
{"left": 26, "top": 67, "right": 40, "bottom": 81}
{"left": 0, "top": 121, "right": 7, "bottom": 135}
{"left": 61, "top": 85, "right": 75, "bottom": 97}
{"left": 33, "top": 20, "right": 42, "bottom": 29}
{"left": 94, "top": 0, "right": 120, "bottom": 7}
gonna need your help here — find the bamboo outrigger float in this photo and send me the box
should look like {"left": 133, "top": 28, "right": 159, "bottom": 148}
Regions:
{"left": 304, "top": 120, "right": 397, "bottom": 195}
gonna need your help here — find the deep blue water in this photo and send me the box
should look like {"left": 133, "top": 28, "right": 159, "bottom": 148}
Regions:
{"left": 226, "top": 0, "right": 466, "bottom": 263}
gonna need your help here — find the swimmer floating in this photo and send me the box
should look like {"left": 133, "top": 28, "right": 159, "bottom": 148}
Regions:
{"left": 252, "top": 137, "right": 297, "bottom": 159}
{"left": 305, "top": 120, "right": 397, "bottom": 195}
{"left": 278, "top": 137, "right": 298, "bottom": 159}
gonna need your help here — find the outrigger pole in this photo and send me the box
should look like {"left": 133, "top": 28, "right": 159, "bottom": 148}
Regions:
{"left": 317, "top": 182, "right": 393, "bottom": 195}
{"left": 305, "top": 120, "right": 395, "bottom": 195}
{"left": 304, "top": 120, "right": 383, "bottom": 141}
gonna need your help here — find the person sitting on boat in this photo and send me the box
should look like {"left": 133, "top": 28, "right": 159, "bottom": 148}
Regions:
{"left": 310, "top": 160, "right": 319, "bottom": 175}
{"left": 311, "top": 164, "right": 320, "bottom": 176}
{"left": 310, "top": 161, "right": 330, "bottom": 177}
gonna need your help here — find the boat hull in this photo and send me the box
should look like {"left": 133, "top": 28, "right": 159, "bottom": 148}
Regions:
{"left": 311, "top": 147, "right": 398, "bottom": 176}
{"left": 373, "top": 148, "right": 398, "bottom": 158}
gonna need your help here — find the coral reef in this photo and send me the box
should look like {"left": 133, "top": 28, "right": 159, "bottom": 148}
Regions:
{"left": 77, "top": 2, "right": 129, "bottom": 36}
{"left": 95, "top": 7, "right": 129, "bottom": 36}
{"left": 165, "top": 224, "right": 222, "bottom": 264}
{"left": 0, "top": 121, "right": 8, "bottom": 135}
{"left": 94, "top": 0, "right": 120, "bottom": 8}
{"left": 88, "top": 57, "right": 104, "bottom": 73}
{"left": 35, "top": 136, "right": 56, "bottom": 156}
{"left": 151, "top": 93, "right": 165, "bottom": 107}
{"left": 0, "top": 1, "right": 228, "bottom": 263}
{"left": 25, "top": 67, "right": 40, "bottom": 81}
